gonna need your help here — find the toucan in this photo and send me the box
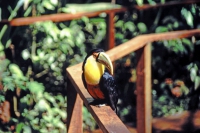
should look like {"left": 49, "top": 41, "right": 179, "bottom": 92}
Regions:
{"left": 82, "top": 49, "right": 118, "bottom": 113}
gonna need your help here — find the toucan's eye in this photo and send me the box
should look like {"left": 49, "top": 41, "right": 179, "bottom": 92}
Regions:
{"left": 92, "top": 53, "right": 98, "bottom": 59}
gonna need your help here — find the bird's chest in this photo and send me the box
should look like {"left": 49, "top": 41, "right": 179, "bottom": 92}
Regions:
{"left": 84, "top": 56, "right": 105, "bottom": 85}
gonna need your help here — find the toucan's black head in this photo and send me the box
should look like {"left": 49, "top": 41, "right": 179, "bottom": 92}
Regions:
{"left": 82, "top": 48, "right": 104, "bottom": 70}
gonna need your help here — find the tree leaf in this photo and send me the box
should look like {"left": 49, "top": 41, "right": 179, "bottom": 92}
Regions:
{"left": 42, "top": 0, "right": 55, "bottom": 10}
{"left": 9, "top": 64, "right": 24, "bottom": 79}
{"left": 194, "top": 76, "right": 200, "bottom": 90}
{"left": 21, "top": 49, "right": 30, "bottom": 60}
{"left": 16, "top": 122, "right": 24, "bottom": 133}
{"left": 137, "top": 22, "right": 147, "bottom": 33}
{"left": 27, "top": 81, "right": 44, "bottom": 94}
{"left": 136, "top": 0, "right": 143, "bottom": 6}
{"left": 190, "top": 67, "right": 196, "bottom": 82}
{"left": 155, "top": 26, "right": 168, "bottom": 33}
{"left": 124, "top": 21, "right": 136, "bottom": 32}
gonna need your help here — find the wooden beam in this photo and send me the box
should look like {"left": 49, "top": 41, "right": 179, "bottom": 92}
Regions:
{"left": 7, "top": 8, "right": 126, "bottom": 26}
{"left": 136, "top": 43, "right": 152, "bottom": 133}
{"left": 105, "top": 12, "right": 115, "bottom": 50}
{"left": 134, "top": 0, "right": 200, "bottom": 10}
{"left": 1, "top": 0, "right": 199, "bottom": 26}
{"left": 67, "top": 79, "right": 83, "bottom": 133}
{"left": 106, "top": 29, "right": 200, "bottom": 62}
{"left": 66, "top": 63, "right": 130, "bottom": 133}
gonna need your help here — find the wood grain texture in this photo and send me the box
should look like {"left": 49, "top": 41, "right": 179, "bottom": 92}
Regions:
{"left": 105, "top": 12, "right": 115, "bottom": 50}
{"left": 67, "top": 80, "right": 83, "bottom": 133}
{"left": 133, "top": 0, "right": 200, "bottom": 10}
{"left": 8, "top": 8, "right": 126, "bottom": 26}
{"left": 2, "top": 0, "right": 199, "bottom": 26}
{"left": 136, "top": 43, "right": 152, "bottom": 133}
{"left": 66, "top": 63, "right": 130, "bottom": 133}
{"left": 106, "top": 29, "right": 200, "bottom": 62}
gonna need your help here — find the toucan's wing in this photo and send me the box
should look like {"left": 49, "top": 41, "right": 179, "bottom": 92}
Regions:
{"left": 100, "top": 72, "right": 118, "bottom": 113}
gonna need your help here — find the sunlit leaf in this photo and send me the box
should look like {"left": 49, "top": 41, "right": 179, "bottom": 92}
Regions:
{"left": 137, "top": 22, "right": 147, "bottom": 33}
{"left": 155, "top": 26, "right": 168, "bottom": 33}
{"left": 60, "top": 28, "right": 72, "bottom": 39}
{"left": 56, "top": 121, "right": 65, "bottom": 129}
{"left": 124, "top": 21, "right": 136, "bottom": 32}
{"left": 115, "top": 20, "right": 124, "bottom": 27}
{"left": 181, "top": 8, "right": 193, "bottom": 27}
{"left": 6, "top": 39, "right": 11, "bottom": 48}
{"left": 180, "top": 85, "right": 189, "bottom": 96}
{"left": 16, "top": 0, "right": 25, "bottom": 9}
{"left": 42, "top": 0, "right": 55, "bottom": 10}
{"left": 0, "top": 44, "right": 4, "bottom": 51}
{"left": 90, "top": 18, "right": 105, "bottom": 23}
{"left": 0, "top": 59, "right": 10, "bottom": 72}
{"left": 50, "top": 0, "right": 58, "bottom": 5}
{"left": 194, "top": 76, "right": 200, "bottom": 90}
{"left": 27, "top": 81, "right": 44, "bottom": 94}
{"left": 62, "top": 3, "right": 121, "bottom": 13}
{"left": 16, "top": 122, "right": 24, "bottom": 133}
{"left": 44, "top": 92, "right": 56, "bottom": 104}
{"left": 81, "top": 16, "right": 89, "bottom": 24}
{"left": 182, "top": 38, "right": 191, "bottom": 45}
{"left": 115, "top": 33, "right": 124, "bottom": 40}
{"left": 48, "top": 56, "right": 55, "bottom": 64}
{"left": 136, "top": 0, "right": 143, "bottom": 6}
{"left": 190, "top": 67, "right": 197, "bottom": 82}
{"left": 0, "top": 95, "right": 5, "bottom": 102}
{"left": 23, "top": 125, "right": 32, "bottom": 133}
{"left": 24, "top": 6, "right": 32, "bottom": 17}
{"left": 36, "top": 98, "right": 50, "bottom": 111}
{"left": 22, "top": 49, "right": 30, "bottom": 60}
{"left": 9, "top": 64, "right": 24, "bottom": 79}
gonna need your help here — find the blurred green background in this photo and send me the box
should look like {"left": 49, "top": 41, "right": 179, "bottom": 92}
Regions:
{"left": 0, "top": 0, "right": 200, "bottom": 132}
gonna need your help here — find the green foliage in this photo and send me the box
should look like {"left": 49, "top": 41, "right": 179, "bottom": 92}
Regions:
{"left": 1, "top": 0, "right": 200, "bottom": 132}
{"left": 181, "top": 7, "right": 194, "bottom": 28}
{"left": 60, "top": 3, "right": 121, "bottom": 13}
{"left": 0, "top": 0, "right": 110, "bottom": 132}
{"left": 19, "top": 92, "right": 67, "bottom": 133}
{"left": 83, "top": 107, "right": 96, "bottom": 131}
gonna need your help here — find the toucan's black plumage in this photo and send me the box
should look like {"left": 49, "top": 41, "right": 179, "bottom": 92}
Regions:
{"left": 82, "top": 49, "right": 118, "bottom": 112}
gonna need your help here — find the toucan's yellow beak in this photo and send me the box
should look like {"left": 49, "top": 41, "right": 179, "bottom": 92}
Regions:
{"left": 93, "top": 52, "right": 113, "bottom": 75}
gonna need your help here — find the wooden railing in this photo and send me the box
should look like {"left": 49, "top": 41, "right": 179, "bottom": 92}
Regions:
{"left": 1, "top": 1, "right": 200, "bottom": 133}
{"left": 66, "top": 29, "right": 200, "bottom": 133}
{"left": 1, "top": 0, "right": 200, "bottom": 50}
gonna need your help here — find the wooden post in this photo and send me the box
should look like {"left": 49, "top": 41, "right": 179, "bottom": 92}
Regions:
{"left": 136, "top": 43, "right": 152, "bottom": 133}
{"left": 67, "top": 79, "right": 83, "bottom": 133}
{"left": 105, "top": 12, "right": 115, "bottom": 50}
